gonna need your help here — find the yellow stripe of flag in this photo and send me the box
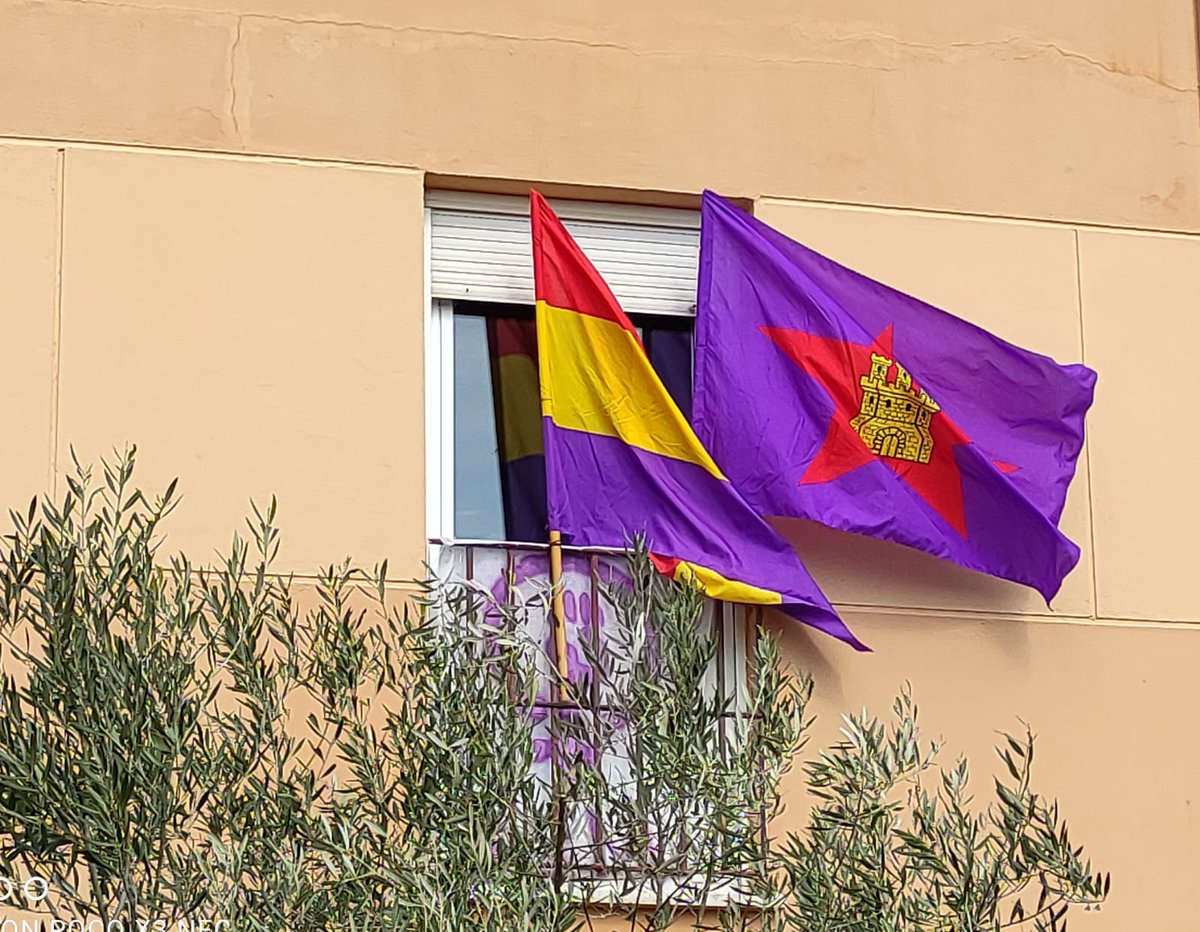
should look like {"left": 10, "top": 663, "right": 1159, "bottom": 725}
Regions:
{"left": 667, "top": 560, "right": 784, "bottom": 605}
{"left": 537, "top": 300, "right": 725, "bottom": 480}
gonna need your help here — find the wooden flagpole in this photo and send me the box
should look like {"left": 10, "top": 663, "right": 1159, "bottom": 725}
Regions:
{"left": 547, "top": 529, "right": 571, "bottom": 703}
{"left": 533, "top": 192, "right": 572, "bottom": 888}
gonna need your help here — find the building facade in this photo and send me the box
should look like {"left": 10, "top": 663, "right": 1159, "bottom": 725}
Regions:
{"left": 2, "top": 0, "right": 1200, "bottom": 926}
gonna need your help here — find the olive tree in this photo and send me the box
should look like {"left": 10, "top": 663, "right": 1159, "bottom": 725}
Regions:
{"left": 0, "top": 451, "right": 1106, "bottom": 931}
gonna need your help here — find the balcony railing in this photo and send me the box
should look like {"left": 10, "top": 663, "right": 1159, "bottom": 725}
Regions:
{"left": 429, "top": 539, "right": 763, "bottom": 892}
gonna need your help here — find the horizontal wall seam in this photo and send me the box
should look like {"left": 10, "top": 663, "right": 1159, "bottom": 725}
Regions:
{"left": 0, "top": 134, "right": 423, "bottom": 176}
{"left": 3, "top": 134, "right": 1200, "bottom": 239}
{"left": 756, "top": 195, "right": 1200, "bottom": 240}
{"left": 836, "top": 603, "right": 1200, "bottom": 629}
{"left": 39, "top": 565, "right": 1192, "bottom": 626}
{"left": 218, "top": 577, "right": 1198, "bottom": 629}
{"left": 225, "top": 573, "right": 428, "bottom": 591}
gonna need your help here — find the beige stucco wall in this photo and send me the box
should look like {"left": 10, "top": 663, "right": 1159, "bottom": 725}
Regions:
{"left": 757, "top": 200, "right": 1200, "bottom": 930}
{"left": 2, "top": 0, "right": 1199, "bottom": 927}
{"left": 55, "top": 147, "right": 428, "bottom": 578}
{"left": 2, "top": 0, "right": 1200, "bottom": 230}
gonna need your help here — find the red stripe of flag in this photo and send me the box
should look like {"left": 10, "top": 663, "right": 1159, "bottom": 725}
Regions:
{"left": 530, "top": 190, "right": 641, "bottom": 339}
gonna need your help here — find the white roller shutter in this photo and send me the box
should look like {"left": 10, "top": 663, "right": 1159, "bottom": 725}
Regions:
{"left": 427, "top": 191, "right": 700, "bottom": 317}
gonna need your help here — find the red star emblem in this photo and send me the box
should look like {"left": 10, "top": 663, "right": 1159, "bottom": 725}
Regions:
{"left": 763, "top": 324, "right": 974, "bottom": 537}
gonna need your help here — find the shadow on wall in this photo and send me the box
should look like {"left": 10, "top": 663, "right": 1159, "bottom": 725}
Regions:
{"left": 768, "top": 517, "right": 1038, "bottom": 705}
{"left": 773, "top": 515, "right": 1054, "bottom": 614}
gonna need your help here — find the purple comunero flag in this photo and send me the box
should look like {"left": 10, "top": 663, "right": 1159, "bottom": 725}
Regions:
{"left": 693, "top": 192, "right": 1097, "bottom": 602}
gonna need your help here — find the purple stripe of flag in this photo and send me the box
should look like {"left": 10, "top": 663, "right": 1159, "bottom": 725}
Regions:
{"left": 543, "top": 418, "right": 866, "bottom": 649}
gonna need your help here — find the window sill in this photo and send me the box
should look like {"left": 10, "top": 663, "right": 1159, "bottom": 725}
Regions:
{"left": 566, "top": 876, "right": 766, "bottom": 910}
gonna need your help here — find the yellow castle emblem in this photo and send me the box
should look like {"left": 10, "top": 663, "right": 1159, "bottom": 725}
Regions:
{"left": 850, "top": 353, "right": 939, "bottom": 464}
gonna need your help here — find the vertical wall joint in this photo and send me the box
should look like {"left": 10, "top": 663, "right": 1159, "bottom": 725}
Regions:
{"left": 48, "top": 147, "right": 65, "bottom": 497}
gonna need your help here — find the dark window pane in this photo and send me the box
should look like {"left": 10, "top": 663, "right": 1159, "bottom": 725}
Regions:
{"left": 455, "top": 304, "right": 548, "bottom": 542}
{"left": 486, "top": 313, "right": 549, "bottom": 542}
{"left": 641, "top": 321, "right": 693, "bottom": 420}
{"left": 453, "top": 314, "right": 505, "bottom": 539}
{"left": 453, "top": 302, "right": 693, "bottom": 543}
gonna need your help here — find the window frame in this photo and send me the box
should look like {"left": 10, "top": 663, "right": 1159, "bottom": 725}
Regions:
{"left": 424, "top": 191, "right": 704, "bottom": 545}
{"left": 423, "top": 193, "right": 747, "bottom": 690}
{"left": 424, "top": 291, "right": 747, "bottom": 703}
{"left": 422, "top": 197, "right": 759, "bottom": 903}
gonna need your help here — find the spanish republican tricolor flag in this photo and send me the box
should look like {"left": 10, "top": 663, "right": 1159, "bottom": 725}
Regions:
{"left": 531, "top": 191, "right": 865, "bottom": 650}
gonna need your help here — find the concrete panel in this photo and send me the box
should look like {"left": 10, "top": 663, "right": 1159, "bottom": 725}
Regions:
{"left": 57, "top": 148, "right": 426, "bottom": 577}
{"left": 0, "top": 0, "right": 238, "bottom": 149}
{"left": 1079, "top": 230, "right": 1200, "bottom": 622}
{"left": 772, "top": 610, "right": 1200, "bottom": 932}
{"left": 234, "top": 9, "right": 1200, "bottom": 231}
{"left": 1, "top": 1, "right": 1197, "bottom": 229}
{"left": 751, "top": 201, "right": 1093, "bottom": 617}
{"left": 65, "top": 0, "right": 1200, "bottom": 90}
{"left": 0, "top": 144, "right": 58, "bottom": 511}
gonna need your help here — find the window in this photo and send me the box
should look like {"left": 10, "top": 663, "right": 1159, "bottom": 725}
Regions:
{"left": 425, "top": 190, "right": 706, "bottom": 546}
{"left": 448, "top": 300, "right": 695, "bottom": 543}
{"left": 423, "top": 192, "right": 754, "bottom": 897}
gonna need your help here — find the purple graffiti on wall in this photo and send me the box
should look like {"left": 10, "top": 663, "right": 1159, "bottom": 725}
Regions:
{"left": 484, "top": 551, "right": 632, "bottom": 767}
